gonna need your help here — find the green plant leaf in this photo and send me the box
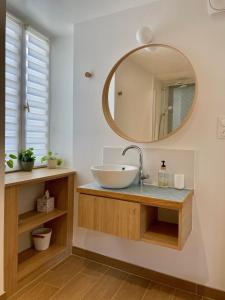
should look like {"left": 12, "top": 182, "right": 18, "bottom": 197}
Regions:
{"left": 9, "top": 154, "right": 17, "bottom": 159}
{"left": 57, "top": 159, "right": 63, "bottom": 166}
{"left": 41, "top": 156, "right": 47, "bottom": 163}
{"left": 18, "top": 148, "right": 36, "bottom": 162}
{"left": 7, "top": 160, "right": 13, "bottom": 168}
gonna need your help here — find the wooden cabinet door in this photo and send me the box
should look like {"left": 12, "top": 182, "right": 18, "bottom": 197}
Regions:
{"left": 78, "top": 194, "right": 140, "bottom": 240}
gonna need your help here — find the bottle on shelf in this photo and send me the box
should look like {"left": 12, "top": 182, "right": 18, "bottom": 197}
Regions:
{"left": 158, "top": 160, "right": 169, "bottom": 188}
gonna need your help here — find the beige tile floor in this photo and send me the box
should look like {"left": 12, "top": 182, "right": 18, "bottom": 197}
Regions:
{"left": 9, "top": 255, "right": 212, "bottom": 300}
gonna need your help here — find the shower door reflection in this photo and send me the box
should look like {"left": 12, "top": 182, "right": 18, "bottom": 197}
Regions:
{"left": 157, "top": 83, "right": 195, "bottom": 139}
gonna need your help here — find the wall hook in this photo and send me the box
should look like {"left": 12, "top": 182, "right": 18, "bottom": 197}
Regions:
{"left": 85, "top": 72, "right": 93, "bottom": 78}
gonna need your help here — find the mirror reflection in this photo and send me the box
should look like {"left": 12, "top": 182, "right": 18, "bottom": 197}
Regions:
{"left": 105, "top": 45, "right": 196, "bottom": 142}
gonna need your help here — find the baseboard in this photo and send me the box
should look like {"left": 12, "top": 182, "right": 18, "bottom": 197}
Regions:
{"left": 0, "top": 292, "right": 6, "bottom": 300}
{"left": 73, "top": 246, "right": 225, "bottom": 300}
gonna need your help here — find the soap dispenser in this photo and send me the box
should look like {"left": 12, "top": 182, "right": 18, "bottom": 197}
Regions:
{"left": 158, "top": 160, "right": 169, "bottom": 188}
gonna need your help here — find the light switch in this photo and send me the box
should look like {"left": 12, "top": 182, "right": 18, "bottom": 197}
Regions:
{"left": 217, "top": 116, "right": 225, "bottom": 138}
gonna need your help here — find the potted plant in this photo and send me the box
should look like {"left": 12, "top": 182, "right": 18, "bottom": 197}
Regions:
{"left": 5, "top": 153, "right": 17, "bottom": 169}
{"left": 18, "top": 148, "right": 36, "bottom": 171}
{"left": 41, "top": 151, "right": 63, "bottom": 169}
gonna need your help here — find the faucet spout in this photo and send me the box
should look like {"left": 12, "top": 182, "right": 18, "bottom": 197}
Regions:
{"left": 122, "top": 145, "right": 149, "bottom": 185}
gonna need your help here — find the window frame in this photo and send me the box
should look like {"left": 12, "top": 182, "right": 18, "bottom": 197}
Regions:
{"left": 5, "top": 13, "right": 50, "bottom": 172}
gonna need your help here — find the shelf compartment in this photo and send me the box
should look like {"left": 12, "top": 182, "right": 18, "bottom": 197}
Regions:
{"left": 141, "top": 205, "right": 179, "bottom": 249}
{"left": 18, "top": 244, "right": 67, "bottom": 280}
{"left": 142, "top": 221, "right": 178, "bottom": 248}
{"left": 18, "top": 209, "right": 68, "bottom": 235}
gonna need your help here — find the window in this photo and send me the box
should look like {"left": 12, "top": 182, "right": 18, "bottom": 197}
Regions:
{"left": 25, "top": 28, "right": 50, "bottom": 161}
{"left": 5, "top": 15, "right": 22, "bottom": 169}
{"left": 5, "top": 14, "right": 50, "bottom": 169}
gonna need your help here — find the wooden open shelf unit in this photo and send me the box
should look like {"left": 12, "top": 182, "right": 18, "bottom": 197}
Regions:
{"left": 4, "top": 168, "right": 75, "bottom": 297}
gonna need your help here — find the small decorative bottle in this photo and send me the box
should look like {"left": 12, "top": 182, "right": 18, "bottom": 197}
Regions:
{"left": 158, "top": 160, "right": 169, "bottom": 188}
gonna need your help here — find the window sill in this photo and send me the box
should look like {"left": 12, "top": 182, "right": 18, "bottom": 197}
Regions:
{"left": 5, "top": 165, "right": 47, "bottom": 174}
{"left": 5, "top": 167, "right": 75, "bottom": 187}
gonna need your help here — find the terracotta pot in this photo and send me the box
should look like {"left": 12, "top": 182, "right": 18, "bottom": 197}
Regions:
{"left": 47, "top": 159, "right": 58, "bottom": 169}
{"left": 20, "top": 161, "right": 34, "bottom": 171}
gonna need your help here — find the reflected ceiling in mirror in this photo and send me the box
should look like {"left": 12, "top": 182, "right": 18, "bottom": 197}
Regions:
{"left": 103, "top": 44, "right": 197, "bottom": 143}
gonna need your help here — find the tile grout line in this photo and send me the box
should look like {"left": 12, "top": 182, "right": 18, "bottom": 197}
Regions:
{"left": 48, "top": 270, "right": 84, "bottom": 300}
{"left": 72, "top": 254, "right": 155, "bottom": 285}
{"left": 173, "top": 288, "right": 204, "bottom": 300}
{"left": 80, "top": 273, "right": 105, "bottom": 300}
{"left": 48, "top": 260, "right": 109, "bottom": 300}
{"left": 80, "top": 266, "right": 110, "bottom": 299}
{"left": 17, "top": 282, "right": 59, "bottom": 300}
{"left": 47, "top": 259, "right": 96, "bottom": 300}
{"left": 9, "top": 254, "right": 74, "bottom": 299}
{"left": 73, "top": 255, "right": 211, "bottom": 300}
{"left": 13, "top": 256, "right": 106, "bottom": 300}
{"left": 34, "top": 281, "right": 60, "bottom": 290}
{"left": 150, "top": 279, "right": 179, "bottom": 292}
{"left": 140, "top": 281, "right": 151, "bottom": 300}
{"left": 108, "top": 273, "right": 131, "bottom": 300}
{"left": 25, "top": 258, "right": 88, "bottom": 300}
{"left": 9, "top": 271, "right": 51, "bottom": 299}
{"left": 110, "top": 273, "right": 130, "bottom": 300}
{"left": 11, "top": 254, "right": 215, "bottom": 300}
{"left": 171, "top": 287, "right": 176, "bottom": 300}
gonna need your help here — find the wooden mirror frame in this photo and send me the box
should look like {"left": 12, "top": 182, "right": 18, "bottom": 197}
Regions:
{"left": 102, "top": 44, "right": 198, "bottom": 143}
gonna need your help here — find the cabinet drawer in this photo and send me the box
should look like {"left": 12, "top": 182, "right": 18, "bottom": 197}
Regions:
{"left": 78, "top": 194, "right": 140, "bottom": 240}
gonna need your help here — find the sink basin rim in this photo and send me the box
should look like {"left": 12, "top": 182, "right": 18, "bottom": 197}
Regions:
{"left": 91, "top": 164, "right": 138, "bottom": 189}
{"left": 91, "top": 164, "right": 138, "bottom": 172}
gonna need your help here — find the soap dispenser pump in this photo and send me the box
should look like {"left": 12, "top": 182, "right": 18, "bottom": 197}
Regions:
{"left": 158, "top": 160, "right": 169, "bottom": 188}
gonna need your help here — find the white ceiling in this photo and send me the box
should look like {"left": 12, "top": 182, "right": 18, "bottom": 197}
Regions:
{"left": 7, "top": 0, "right": 157, "bottom": 36}
{"left": 129, "top": 47, "right": 195, "bottom": 82}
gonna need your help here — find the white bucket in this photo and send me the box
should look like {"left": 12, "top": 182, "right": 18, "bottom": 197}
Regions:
{"left": 32, "top": 228, "right": 52, "bottom": 251}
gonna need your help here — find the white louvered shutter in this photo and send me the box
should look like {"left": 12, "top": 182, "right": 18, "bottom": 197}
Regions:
{"left": 25, "top": 28, "right": 50, "bottom": 165}
{"left": 5, "top": 16, "right": 22, "bottom": 168}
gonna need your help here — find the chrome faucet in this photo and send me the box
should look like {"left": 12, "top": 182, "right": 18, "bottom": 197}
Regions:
{"left": 122, "top": 145, "right": 149, "bottom": 185}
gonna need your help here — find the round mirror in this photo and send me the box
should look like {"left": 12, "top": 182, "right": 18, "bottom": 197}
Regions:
{"left": 102, "top": 44, "right": 197, "bottom": 143}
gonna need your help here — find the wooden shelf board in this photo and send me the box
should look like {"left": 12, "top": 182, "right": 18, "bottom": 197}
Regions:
{"left": 18, "top": 244, "right": 66, "bottom": 281}
{"left": 142, "top": 221, "right": 178, "bottom": 249}
{"left": 5, "top": 168, "right": 75, "bottom": 187}
{"left": 18, "top": 209, "right": 67, "bottom": 235}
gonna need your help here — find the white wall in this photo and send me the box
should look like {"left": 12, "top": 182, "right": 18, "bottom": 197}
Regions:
{"left": 103, "top": 147, "right": 195, "bottom": 189}
{"left": 115, "top": 59, "right": 153, "bottom": 140}
{"left": 50, "top": 35, "right": 74, "bottom": 166}
{"left": 73, "top": 0, "right": 225, "bottom": 291}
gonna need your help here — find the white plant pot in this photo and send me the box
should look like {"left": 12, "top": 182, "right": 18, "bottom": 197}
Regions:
{"left": 47, "top": 159, "right": 58, "bottom": 169}
{"left": 32, "top": 228, "right": 52, "bottom": 251}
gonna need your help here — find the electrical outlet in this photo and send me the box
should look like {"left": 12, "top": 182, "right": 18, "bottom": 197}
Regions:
{"left": 217, "top": 116, "right": 225, "bottom": 138}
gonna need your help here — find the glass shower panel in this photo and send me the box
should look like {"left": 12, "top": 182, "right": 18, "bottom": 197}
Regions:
{"left": 168, "top": 84, "right": 195, "bottom": 133}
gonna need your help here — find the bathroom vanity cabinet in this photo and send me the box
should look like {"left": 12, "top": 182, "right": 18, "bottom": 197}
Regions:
{"left": 77, "top": 183, "right": 193, "bottom": 251}
{"left": 4, "top": 168, "right": 75, "bottom": 296}
{"left": 79, "top": 194, "right": 141, "bottom": 240}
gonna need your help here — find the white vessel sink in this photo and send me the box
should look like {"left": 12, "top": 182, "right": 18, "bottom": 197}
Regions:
{"left": 91, "top": 164, "right": 138, "bottom": 189}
